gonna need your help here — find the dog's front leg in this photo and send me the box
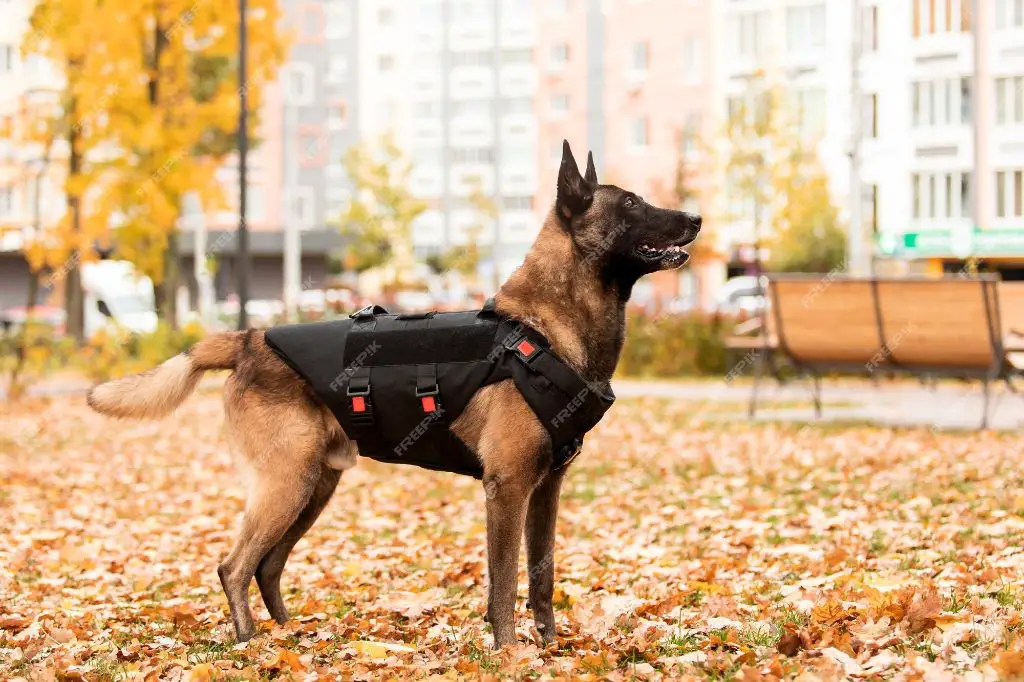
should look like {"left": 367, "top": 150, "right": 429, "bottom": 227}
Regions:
{"left": 525, "top": 468, "right": 564, "bottom": 644}
{"left": 483, "top": 471, "right": 531, "bottom": 648}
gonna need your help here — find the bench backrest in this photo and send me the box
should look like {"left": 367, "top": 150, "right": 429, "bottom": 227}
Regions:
{"left": 875, "top": 279, "right": 999, "bottom": 370}
{"left": 767, "top": 275, "right": 1001, "bottom": 373}
{"left": 770, "top": 278, "right": 879, "bottom": 366}
{"left": 999, "top": 281, "right": 1024, "bottom": 340}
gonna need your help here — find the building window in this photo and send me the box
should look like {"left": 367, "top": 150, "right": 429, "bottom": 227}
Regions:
{"left": 630, "top": 42, "right": 649, "bottom": 71}
{"left": 378, "top": 54, "right": 395, "bottom": 72}
{"left": 326, "top": 3, "right": 352, "bottom": 39}
{"left": 961, "top": 173, "right": 971, "bottom": 218}
{"left": 863, "top": 5, "right": 879, "bottom": 51}
{"left": 996, "top": 0, "right": 1024, "bottom": 28}
{"left": 996, "top": 76, "right": 1024, "bottom": 125}
{"left": 681, "top": 37, "right": 700, "bottom": 82}
{"left": 793, "top": 88, "right": 826, "bottom": 139}
{"left": 378, "top": 7, "right": 395, "bottom": 25}
{"left": 912, "top": 173, "right": 922, "bottom": 219}
{"left": 913, "top": 0, "right": 970, "bottom": 36}
{"left": 501, "top": 48, "right": 532, "bottom": 64}
{"left": 502, "top": 98, "right": 532, "bottom": 115}
{"left": 630, "top": 117, "right": 649, "bottom": 147}
{"left": 995, "top": 170, "right": 1024, "bottom": 218}
{"left": 549, "top": 43, "right": 569, "bottom": 69}
{"left": 288, "top": 187, "right": 316, "bottom": 228}
{"left": 0, "top": 186, "right": 12, "bottom": 217}
{"left": 451, "top": 147, "right": 494, "bottom": 163}
{"left": 550, "top": 93, "right": 569, "bottom": 114}
{"left": 863, "top": 185, "right": 879, "bottom": 234}
{"left": 866, "top": 93, "right": 879, "bottom": 137}
{"left": 911, "top": 78, "right": 970, "bottom": 128}
{"left": 452, "top": 99, "right": 489, "bottom": 117}
{"left": 786, "top": 3, "right": 826, "bottom": 53}
{"left": 452, "top": 50, "right": 493, "bottom": 67}
{"left": 326, "top": 56, "right": 349, "bottom": 84}
{"left": 0, "top": 44, "right": 14, "bottom": 73}
{"left": 912, "top": 171, "right": 972, "bottom": 222}
{"left": 729, "top": 11, "right": 766, "bottom": 57}
{"left": 283, "top": 63, "right": 315, "bottom": 106}
{"left": 502, "top": 196, "right": 532, "bottom": 211}
{"left": 413, "top": 101, "right": 438, "bottom": 117}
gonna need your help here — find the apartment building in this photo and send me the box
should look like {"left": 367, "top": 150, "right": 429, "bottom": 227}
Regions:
{"left": 0, "top": 0, "right": 68, "bottom": 308}
{"left": 713, "top": 0, "right": 854, "bottom": 279}
{"left": 865, "top": 0, "right": 1024, "bottom": 278}
{"left": 356, "top": 0, "right": 540, "bottom": 283}
{"left": 533, "top": 0, "right": 719, "bottom": 306}
{"left": 180, "top": 0, "right": 360, "bottom": 301}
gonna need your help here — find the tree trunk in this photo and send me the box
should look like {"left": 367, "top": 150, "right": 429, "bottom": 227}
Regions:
{"left": 159, "top": 232, "right": 179, "bottom": 328}
{"left": 8, "top": 270, "right": 41, "bottom": 397}
{"left": 66, "top": 102, "right": 85, "bottom": 344}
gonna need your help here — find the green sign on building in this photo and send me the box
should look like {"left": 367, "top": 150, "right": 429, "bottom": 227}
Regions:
{"left": 876, "top": 228, "right": 1024, "bottom": 259}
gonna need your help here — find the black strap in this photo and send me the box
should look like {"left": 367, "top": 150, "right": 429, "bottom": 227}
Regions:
{"left": 347, "top": 367, "right": 370, "bottom": 395}
{"left": 415, "top": 364, "right": 439, "bottom": 396}
{"left": 347, "top": 367, "right": 374, "bottom": 427}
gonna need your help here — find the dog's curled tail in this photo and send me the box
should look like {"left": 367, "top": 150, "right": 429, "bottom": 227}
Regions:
{"left": 87, "top": 331, "right": 246, "bottom": 419}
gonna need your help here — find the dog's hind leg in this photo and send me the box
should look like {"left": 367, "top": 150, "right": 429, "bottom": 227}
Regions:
{"left": 217, "top": 459, "right": 321, "bottom": 641}
{"left": 255, "top": 462, "right": 343, "bottom": 623}
{"left": 218, "top": 390, "right": 328, "bottom": 642}
{"left": 525, "top": 467, "right": 565, "bottom": 645}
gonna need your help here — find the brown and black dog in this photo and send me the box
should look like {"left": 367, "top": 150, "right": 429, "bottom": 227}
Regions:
{"left": 87, "top": 141, "right": 702, "bottom": 648}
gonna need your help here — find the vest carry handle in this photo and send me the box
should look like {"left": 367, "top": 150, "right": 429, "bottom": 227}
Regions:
{"left": 350, "top": 304, "right": 390, "bottom": 320}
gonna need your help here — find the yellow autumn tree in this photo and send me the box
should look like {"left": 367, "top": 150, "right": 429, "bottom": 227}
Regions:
{"left": 19, "top": 0, "right": 124, "bottom": 341}
{"left": 94, "top": 0, "right": 285, "bottom": 324}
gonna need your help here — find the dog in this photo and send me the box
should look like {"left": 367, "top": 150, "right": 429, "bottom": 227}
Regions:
{"left": 87, "top": 141, "right": 702, "bottom": 648}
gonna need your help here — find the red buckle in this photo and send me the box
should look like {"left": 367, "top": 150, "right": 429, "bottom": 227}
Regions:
{"left": 351, "top": 396, "right": 366, "bottom": 413}
{"left": 516, "top": 339, "right": 537, "bottom": 358}
{"left": 421, "top": 395, "right": 437, "bottom": 413}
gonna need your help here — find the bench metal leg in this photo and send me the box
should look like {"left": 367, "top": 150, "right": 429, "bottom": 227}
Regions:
{"left": 812, "top": 373, "right": 822, "bottom": 419}
{"left": 981, "top": 377, "right": 991, "bottom": 429}
{"left": 749, "top": 350, "right": 763, "bottom": 419}
{"left": 1007, "top": 376, "right": 1019, "bottom": 394}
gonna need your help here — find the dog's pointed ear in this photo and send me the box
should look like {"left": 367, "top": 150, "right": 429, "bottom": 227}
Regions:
{"left": 556, "top": 140, "right": 593, "bottom": 222}
{"left": 584, "top": 151, "right": 598, "bottom": 185}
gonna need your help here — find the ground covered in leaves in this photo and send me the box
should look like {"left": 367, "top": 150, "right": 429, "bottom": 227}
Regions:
{"left": 3, "top": 389, "right": 1024, "bottom": 680}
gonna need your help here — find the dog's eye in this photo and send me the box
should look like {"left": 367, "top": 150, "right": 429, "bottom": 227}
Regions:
{"left": 623, "top": 197, "right": 636, "bottom": 209}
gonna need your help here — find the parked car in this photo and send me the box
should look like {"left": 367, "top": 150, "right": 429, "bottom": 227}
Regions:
{"left": 715, "top": 275, "right": 767, "bottom": 315}
{"left": 0, "top": 305, "right": 66, "bottom": 336}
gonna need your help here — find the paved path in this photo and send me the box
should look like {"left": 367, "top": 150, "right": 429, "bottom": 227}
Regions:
{"left": 612, "top": 378, "right": 1024, "bottom": 431}
{"left": 9, "top": 375, "right": 1021, "bottom": 432}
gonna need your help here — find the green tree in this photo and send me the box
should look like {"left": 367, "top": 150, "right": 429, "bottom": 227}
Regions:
{"left": 717, "top": 73, "right": 844, "bottom": 274}
{"left": 338, "top": 136, "right": 426, "bottom": 284}
{"left": 769, "top": 163, "right": 846, "bottom": 273}
{"left": 428, "top": 178, "right": 496, "bottom": 286}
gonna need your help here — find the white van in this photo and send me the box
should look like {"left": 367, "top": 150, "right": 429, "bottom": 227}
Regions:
{"left": 81, "top": 261, "right": 158, "bottom": 338}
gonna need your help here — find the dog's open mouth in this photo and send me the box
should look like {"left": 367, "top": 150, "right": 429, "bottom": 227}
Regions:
{"left": 636, "top": 243, "right": 690, "bottom": 266}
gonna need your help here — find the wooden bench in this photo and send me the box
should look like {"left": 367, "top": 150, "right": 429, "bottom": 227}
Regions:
{"left": 748, "top": 274, "right": 1015, "bottom": 428}
{"left": 1001, "top": 282, "right": 1024, "bottom": 383}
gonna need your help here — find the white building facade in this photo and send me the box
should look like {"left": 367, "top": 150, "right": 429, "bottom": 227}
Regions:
{"left": 862, "top": 0, "right": 1024, "bottom": 275}
{"left": 357, "top": 0, "right": 540, "bottom": 281}
{"left": 712, "top": 0, "right": 855, "bottom": 274}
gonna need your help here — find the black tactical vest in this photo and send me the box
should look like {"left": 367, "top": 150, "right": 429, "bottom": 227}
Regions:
{"left": 263, "top": 301, "right": 615, "bottom": 478}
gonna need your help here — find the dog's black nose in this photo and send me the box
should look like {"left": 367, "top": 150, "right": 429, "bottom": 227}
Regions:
{"left": 684, "top": 212, "right": 702, "bottom": 229}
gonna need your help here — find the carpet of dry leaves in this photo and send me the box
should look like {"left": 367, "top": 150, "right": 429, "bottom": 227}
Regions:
{"left": 3, "top": 388, "right": 1024, "bottom": 680}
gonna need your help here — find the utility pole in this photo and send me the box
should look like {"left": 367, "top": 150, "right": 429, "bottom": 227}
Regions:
{"left": 283, "top": 98, "right": 300, "bottom": 322}
{"left": 848, "top": 0, "right": 869, "bottom": 275}
{"left": 236, "top": 0, "right": 250, "bottom": 329}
